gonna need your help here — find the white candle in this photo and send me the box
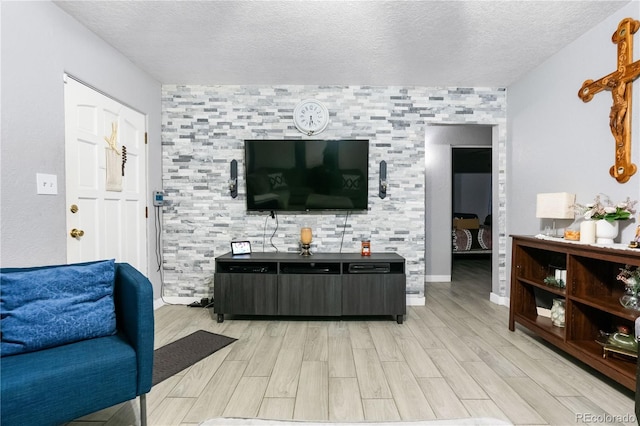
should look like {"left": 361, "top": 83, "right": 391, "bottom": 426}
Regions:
{"left": 580, "top": 220, "right": 596, "bottom": 244}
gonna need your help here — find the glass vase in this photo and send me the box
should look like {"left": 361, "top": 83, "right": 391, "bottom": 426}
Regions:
{"left": 550, "top": 299, "right": 565, "bottom": 327}
{"left": 619, "top": 285, "right": 640, "bottom": 310}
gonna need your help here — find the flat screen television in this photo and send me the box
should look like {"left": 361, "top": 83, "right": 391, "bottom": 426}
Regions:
{"left": 244, "top": 139, "right": 369, "bottom": 211}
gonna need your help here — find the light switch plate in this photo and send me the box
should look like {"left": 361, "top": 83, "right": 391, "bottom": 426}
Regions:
{"left": 36, "top": 173, "right": 58, "bottom": 195}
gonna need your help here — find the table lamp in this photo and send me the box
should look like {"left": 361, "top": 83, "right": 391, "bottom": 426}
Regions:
{"left": 536, "top": 192, "right": 575, "bottom": 237}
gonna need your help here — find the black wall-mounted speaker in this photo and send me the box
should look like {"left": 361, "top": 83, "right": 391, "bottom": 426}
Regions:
{"left": 379, "top": 160, "right": 387, "bottom": 199}
{"left": 230, "top": 159, "right": 238, "bottom": 199}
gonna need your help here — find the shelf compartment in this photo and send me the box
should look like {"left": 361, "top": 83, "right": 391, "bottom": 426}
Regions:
{"left": 567, "top": 301, "right": 635, "bottom": 343}
{"left": 513, "top": 280, "right": 565, "bottom": 313}
{"left": 510, "top": 281, "right": 565, "bottom": 339}
{"left": 518, "top": 277, "right": 566, "bottom": 297}
{"left": 570, "top": 294, "right": 639, "bottom": 321}
{"left": 342, "top": 261, "right": 404, "bottom": 274}
{"left": 513, "top": 245, "right": 567, "bottom": 285}
{"left": 280, "top": 262, "right": 340, "bottom": 275}
{"left": 567, "top": 340, "right": 636, "bottom": 389}
{"left": 568, "top": 255, "right": 628, "bottom": 299}
{"left": 513, "top": 311, "right": 565, "bottom": 342}
{"left": 216, "top": 262, "right": 277, "bottom": 274}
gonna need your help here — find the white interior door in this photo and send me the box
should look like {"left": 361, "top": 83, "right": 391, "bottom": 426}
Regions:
{"left": 64, "top": 75, "right": 147, "bottom": 273}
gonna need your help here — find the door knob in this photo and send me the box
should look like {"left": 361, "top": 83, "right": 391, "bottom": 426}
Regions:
{"left": 70, "top": 228, "right": 85, "bottom": 239}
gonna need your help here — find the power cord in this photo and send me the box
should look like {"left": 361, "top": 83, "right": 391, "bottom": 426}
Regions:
{"left": 188, "top": 297, "right": 214, "bottom": 309}
{"left": 339, "top": 211, "right": 351, "bottom": 253}
{"left": 263, "top": 210, "right": 279, "bottom": 252}
{"left": 155, "top": 203, "right": 175, "bottom": 306}
{"left": 155, "top": 197, "right": 211, "bottom": 308}
{"left": 155, "top": 205, "right": 162, "bottom": 272}
{"left": 270, "top": 211, "right": 279, "bottom": 252}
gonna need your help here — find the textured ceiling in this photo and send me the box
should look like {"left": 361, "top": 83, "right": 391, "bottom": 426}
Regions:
{"left": 54, "top": 0, "right": 632, "bottom": 87}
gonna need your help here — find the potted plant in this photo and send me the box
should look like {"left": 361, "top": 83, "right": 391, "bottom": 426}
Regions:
{"left": 575, "top": 194, "right": 637, "bottom": 244}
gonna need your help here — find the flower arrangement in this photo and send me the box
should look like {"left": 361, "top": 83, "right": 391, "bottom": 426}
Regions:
{"left": 575, "top": 194, "right": 637, "bottom": 222}
{"left": 617, "top": 264, "right": 640, "bottom": 293}
{"left": 617, "top": 265, "right": 640, "bottom": 310}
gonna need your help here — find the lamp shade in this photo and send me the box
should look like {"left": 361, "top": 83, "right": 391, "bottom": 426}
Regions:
{"left": 536, "top": 192, "right": 576, "bottom": 219}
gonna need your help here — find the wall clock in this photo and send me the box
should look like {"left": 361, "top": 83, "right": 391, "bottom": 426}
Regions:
{"left": 293, "top": 99, "right": 329, "bottom": 135}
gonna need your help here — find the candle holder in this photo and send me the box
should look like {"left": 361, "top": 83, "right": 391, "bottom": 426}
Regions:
{"left": 300, "top": 227, "right": 313, "bottom": 256}
{"left": 300, "top": 242, "right": 312, "bottom": 257}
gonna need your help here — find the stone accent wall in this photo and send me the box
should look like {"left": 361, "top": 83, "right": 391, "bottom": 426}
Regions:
{"left": 161, "top": 85, "right": 506, "bottom": 299}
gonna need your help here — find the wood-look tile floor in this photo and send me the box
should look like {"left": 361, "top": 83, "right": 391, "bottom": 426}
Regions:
{"left": 68, "top": 258, "right": 636, "bottom": 426}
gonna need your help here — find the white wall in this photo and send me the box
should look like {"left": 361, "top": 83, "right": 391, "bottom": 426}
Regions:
{"left": 425, "top": 124, "right": 497, "bottom": 284}
{"left": 0, "top": 1, "right": 163, "bottom": 298}
{"left": 507, "top": 2, "right": 640, "bottom": 295}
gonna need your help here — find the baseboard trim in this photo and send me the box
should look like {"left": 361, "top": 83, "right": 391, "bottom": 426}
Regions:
{"left": 425, "top": 275, "right": 451, "bottom": 282}
{"left": 154, "top": 296, "right": 200, "bottom": 310}
{"left": 407, "top": 295, "right": 425, "bottom": 306}
{"left": 490, "top": 292, "right": 509, "bottom": 307}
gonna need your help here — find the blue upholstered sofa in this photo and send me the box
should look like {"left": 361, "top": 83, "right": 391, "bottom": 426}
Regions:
{"left": 0, "top": 261, "right": 154, "bottom": 426}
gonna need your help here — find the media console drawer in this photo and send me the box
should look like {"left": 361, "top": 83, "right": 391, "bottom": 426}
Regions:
{"left": 213, "top": 252, "right": 406, "bottom": 324}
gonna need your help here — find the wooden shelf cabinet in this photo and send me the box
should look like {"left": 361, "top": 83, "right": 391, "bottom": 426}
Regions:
{"left": 509, "top": 235, "right": 640, "bottom": 390}
{"left": 214, "top": 252, "right": 406, "bottom": 324}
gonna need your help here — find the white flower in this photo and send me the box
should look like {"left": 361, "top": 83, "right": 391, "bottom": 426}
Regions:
{"left": 584, "top": 211, "right": 594, "bottom": 220}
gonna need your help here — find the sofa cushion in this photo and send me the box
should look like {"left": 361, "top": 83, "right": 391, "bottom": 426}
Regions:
{"left": 1, "top": 333, "right": 137, "bottom": 426}
{"left": 0, "top": 259, "right": 117, "bottom": 356}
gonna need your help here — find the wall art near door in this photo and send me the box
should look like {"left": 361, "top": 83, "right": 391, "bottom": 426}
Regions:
{"left": 104, "top": 122, "right": 122, "bottom": 192}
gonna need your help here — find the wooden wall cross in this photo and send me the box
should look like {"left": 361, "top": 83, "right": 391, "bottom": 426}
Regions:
{"left": 579, "top": 17, "right": 640, "bottom": 183}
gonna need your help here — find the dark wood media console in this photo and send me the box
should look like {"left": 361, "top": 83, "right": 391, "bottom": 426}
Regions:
{"left": 214, "top": 252, "right": 406, "bottom": 323}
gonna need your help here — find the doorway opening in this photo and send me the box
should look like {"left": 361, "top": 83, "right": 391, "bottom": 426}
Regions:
{"left": 451, "top": 147, "right": 492, "bottom": 287}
